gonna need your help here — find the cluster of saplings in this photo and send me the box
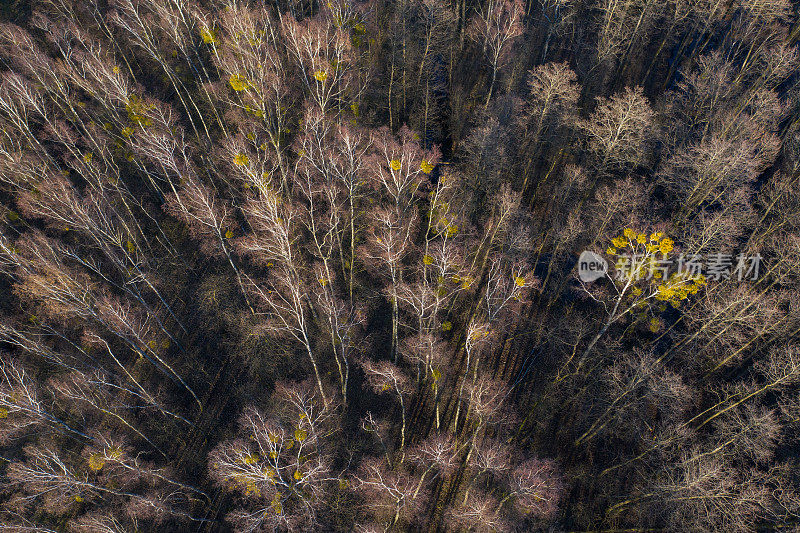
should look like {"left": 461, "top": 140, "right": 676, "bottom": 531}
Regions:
{"left": 0, "top": 0, "right": 798, "bottom": 532}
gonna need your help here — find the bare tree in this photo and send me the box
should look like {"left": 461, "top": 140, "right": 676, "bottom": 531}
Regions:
{"left": 208, "top": 381, "right": 339, "bottom": 532}
{"left": 352, "top": 457, "right": 429, "bottom": 531}
{"left": 281, "top": 11, "right": 360, "bottom": 116}
{"left": 361, "top": 359, "right": 413, "bottom": 461}
{"left": 580, "top": 86, "right": 655, "bottom": 169}
{"left": 468, "top": 0, "right": 525, "bottom": 108}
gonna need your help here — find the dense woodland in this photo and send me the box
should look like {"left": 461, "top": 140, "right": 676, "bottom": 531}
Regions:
{"left": 0, "top": 0, "right": 798, "bottom": 531}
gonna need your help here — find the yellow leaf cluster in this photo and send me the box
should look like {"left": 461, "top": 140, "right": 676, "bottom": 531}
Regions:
{"left": 420, "top": 159, "right": 433, "bottom": 174}
{"left": 654, "top": 274, "right": 706, "bottom": 305}
{"left": 271, "top": 493, "right": 283, "bottom": 514}
{"left": 610, "top": 230, "right": 674, "bottom": 256}
{"left": 106, "top": 447, "right": 122, "bottom": 460}
{"left": 125, "top": 96, "right": 153, "bottom": 127}
{"left": 244, "top": 478, "right": 260, "bottom": 496}
{"left": 390, "top": 159, "right": 401, "bottom": 171}
{"left": 313, "top": 70, "right": 328, "bottom": 82}
{"left": 229, "top": 74, "right": 250, "bottom": 92}
{"left": 88, "top": 453, "right": 105, "bottom": 471}
{"left": 234, "top": 153, "right": 249, "bottom": 166}
{"left": 470, "top": 330, "right": 490, "bottom": 342}
{"left": 243, "top": 453, "right": 259, "bottom": 465}
{"left": 200, "top": 28, "right": 218, "bottom": 44}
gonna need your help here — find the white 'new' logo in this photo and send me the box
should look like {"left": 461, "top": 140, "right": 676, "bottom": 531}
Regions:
{"left": 578, "top": 251, "right": 608, "bottom": 282}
